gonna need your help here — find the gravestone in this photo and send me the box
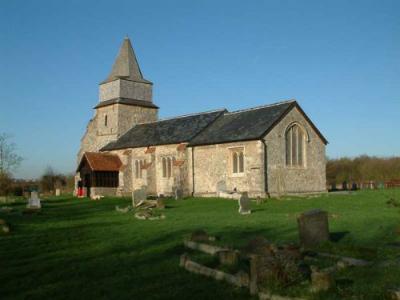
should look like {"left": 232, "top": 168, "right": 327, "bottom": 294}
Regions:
{"left": 132, "top": 186, "right": 147, "bottom": 206}
{"left": 238, "top": 192, "right": 251, "bottom": 215}
{"left": 27, "top": 191, "right": 41, "bottom": 209}
{"left": 55, "top": 189, "right": 61, "bottom": 196}
{"left": 174, "top": 187, "right": 183, "bottom": 200}
{"left": 297, "top": 209, "right": 329, "bottom": 248}
{"left": 216, "top": 180, "right": 226, "bottom": 196}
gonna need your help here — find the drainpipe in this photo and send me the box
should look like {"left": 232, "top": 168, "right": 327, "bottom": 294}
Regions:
{"left": 261, "top": 140, "right": 269, "bottom": 196}
{"left": 191, "top": 146, "right": 195, "bottom": 196}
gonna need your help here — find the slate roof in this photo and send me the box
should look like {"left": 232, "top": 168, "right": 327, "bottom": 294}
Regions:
{"left": 188, "top": 100, "right": 297, "bottom": 146}
{"left": 101, "top": 100, "right": 327, "bottom": 151}
{"left": 101, "top": 109, "right": 226, "bottom": 151}
{"left": 77, "top": 152, "right": 122, "bottom": 172}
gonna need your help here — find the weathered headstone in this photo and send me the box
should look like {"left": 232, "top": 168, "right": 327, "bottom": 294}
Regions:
{"left": 132, "top": 186, "right": 147, "bottom": 206}
{"left": 55, "top": 188, "right": 61, "bottom": 196}
{"left": 238, "top": 192, "right": 251, "bottom": 215}
{"left": 174, "top": 187, "right": 183, "bottom": 200}
{"left": 297, "top": 209, "right": 329, "bottom": 248}
{"left": 216, "top": 180, "right": 227, "bottom": 196}
{"left": 27, "top": 191, "right": 41, "bottom": 209}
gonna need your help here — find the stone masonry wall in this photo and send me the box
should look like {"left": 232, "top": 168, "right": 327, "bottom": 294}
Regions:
{"left": 99, "top": 79, "right": 152, "bottom": 102}
{"left": 192, "top": 141, "right": 266, "bottom": 198}
{"left": 120, "top": 80, "right": 152, "bottom": 102}
{"left": 264, "top": 106, "right": 326, "bottom": 195}
{"left": 117, "top": 104, "right": 158, "bottom": 136}
{"left": 107, "top": 143, "right": 192, "bottom": 197}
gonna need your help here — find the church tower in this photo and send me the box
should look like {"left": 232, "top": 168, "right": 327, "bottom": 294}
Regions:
{"left": 78, "top": 37, "right": 159, "bottom": 160}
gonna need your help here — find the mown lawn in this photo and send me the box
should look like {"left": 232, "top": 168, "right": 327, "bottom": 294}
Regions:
{"left": 0, "top": 189, "right": 399, "bottom": 300}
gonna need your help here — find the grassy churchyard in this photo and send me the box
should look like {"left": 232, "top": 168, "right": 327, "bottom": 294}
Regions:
{"left": 1, "top": 190, "right": 400, "bottom": 299}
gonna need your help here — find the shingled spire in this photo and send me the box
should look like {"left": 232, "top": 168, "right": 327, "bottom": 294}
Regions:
{"left": 103, "top": 37, "right": 151, "bottom": 84}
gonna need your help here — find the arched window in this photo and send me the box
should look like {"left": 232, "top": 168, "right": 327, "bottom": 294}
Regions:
{"left": 238, "top": 152, "right": 244, "bottom": 173}
{"left": 135, "top": 160, "right": 139, "bottom": 178}
{"left": 233, "top": 152, "right": 238, "bottom": 173}
{"left": 162, "top": 157, "right": 174, "bottom": 178}
{"left": 139, "top": 160, "right": 144, "bottom": 178}
{"left": 167, "top": 157, "right": 172, "bottom": 178}
{"left": 232, "top": 149, "right": 244, "bottom": 174}
{"left": 162, "top": 157, "right": 167, "bottom": 178}
{"left": 104, "top": 115, "right": 108, "bottom": 127}
{"left": 286, "top": 124, "right": 306, "bottom": 167}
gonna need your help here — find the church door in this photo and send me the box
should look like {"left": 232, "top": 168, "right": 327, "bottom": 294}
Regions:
{"left": 85, "top": 174, "right": 91, "bottom": 198}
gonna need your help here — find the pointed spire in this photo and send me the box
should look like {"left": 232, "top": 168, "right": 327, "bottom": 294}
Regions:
{"left": 103, "top": 37, "right": 151, "bottom": 84}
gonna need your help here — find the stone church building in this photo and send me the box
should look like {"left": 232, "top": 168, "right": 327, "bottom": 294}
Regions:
{"left": 76, "top": 38, "right": 328, "bottom": 198}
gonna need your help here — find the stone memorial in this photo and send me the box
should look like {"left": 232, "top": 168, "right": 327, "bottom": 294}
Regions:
{"left": 216, "top": 180, "right": 227, "bottom": 197}
{"left": 132, "top": 186, "right": 147, "bottom": 206}
{"left": 55, "top": 189, "right": 61, "bottom": 196}
{"left": 297, "top": 209, "right": 329, "bottom": 248}
{"left": 172, "top": 186, "right": 183, "bottom": 200}
{"left": 27, "top": 191, "right": 41, "bottom": 209}
{"left": 238, "top": 192, "right": 251, "bottom": 215}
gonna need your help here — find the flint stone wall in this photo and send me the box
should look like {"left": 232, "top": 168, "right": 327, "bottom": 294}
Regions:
{"left": 264, "top": 106, "right": 326, "bottom": 195}
{"left": 108, "top": 143, "right": 192, "bottom": 197}
{"left": 192, "top": 140, "right": 266, "bottom": 198}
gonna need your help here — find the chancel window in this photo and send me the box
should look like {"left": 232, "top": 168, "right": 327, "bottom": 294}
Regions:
{"left": 162, "top": 156, "right": 174, "bottom": 178}
{"left": 135, "top": 159, "right": 146, "bottom": 178}
{"left": 232, "top": 148, "right": 244, "bottom": 174}
{"left": 285, "top": 124, "right": 306, "bottom": 167}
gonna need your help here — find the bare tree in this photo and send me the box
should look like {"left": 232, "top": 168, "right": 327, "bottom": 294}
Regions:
{"left": 0, "top": 134, "right": 23, "bottom": 196}
{"left": 0, "top": 133, "right": 23, "bottom": 175}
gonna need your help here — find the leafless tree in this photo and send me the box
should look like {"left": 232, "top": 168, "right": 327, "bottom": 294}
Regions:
{"left": 0, "top": 133, "right": 23, "bottom": 176}
{"left": 0, "top": 133, "right": 23, "bottom": 196}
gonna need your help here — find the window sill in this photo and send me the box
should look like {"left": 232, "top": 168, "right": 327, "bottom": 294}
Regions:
{"left": 286, "top": 166, "right": 307, "bottom": 170}
{"left": 230, "top": 172, "right": 245, "bottom": 178}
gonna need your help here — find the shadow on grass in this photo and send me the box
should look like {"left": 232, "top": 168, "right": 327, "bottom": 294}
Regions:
{"left": 330, "top": 231, "right": 350, "bottom": 242}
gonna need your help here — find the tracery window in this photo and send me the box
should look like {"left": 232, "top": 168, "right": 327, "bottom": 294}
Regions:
{"left": 135, "top": 159, "right": 145, "bottom": 178}
{"left": 232, "top": 148, "right": 244, "bottom": 174}
{"left": 285, "top": 124, "right": 306, "bottom": 167}
{"left": 162, "top": 156, "right": 174, "bottom": 178}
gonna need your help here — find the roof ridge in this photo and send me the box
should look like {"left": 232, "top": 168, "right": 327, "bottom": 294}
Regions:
{"left": 226, "top": 99, "right": 296, "bottom": 115}
{"left": 135, "top": 108, "right": 226, "bottom": 125}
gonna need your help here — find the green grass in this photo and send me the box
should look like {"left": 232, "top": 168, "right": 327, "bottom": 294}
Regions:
{"left": 0, "top": 189, "right": 399, "bottom": 299}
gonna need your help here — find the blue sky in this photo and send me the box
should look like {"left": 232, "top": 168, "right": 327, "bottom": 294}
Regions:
{"left": 0, "top": 0, "right": 399, "bottom": 179}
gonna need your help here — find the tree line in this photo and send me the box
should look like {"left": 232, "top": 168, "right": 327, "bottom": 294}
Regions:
{"left": 326, "top": 155, "right": 400, "bottom": 184}
{"left": 0, "top": 133, "right": 74, "bottom": 197}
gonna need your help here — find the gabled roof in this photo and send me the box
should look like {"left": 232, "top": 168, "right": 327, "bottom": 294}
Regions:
{"left": 101, "top": 110, "right": 226, "bottom": 151}
{"left": 189, "top": 100, "right": 297, "bottom": 146}
{"left": 77, "top": 152, "right": 122, "bottom": 172}
{"left": 101, "top": 37, "right": 151, "bottom": 85}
